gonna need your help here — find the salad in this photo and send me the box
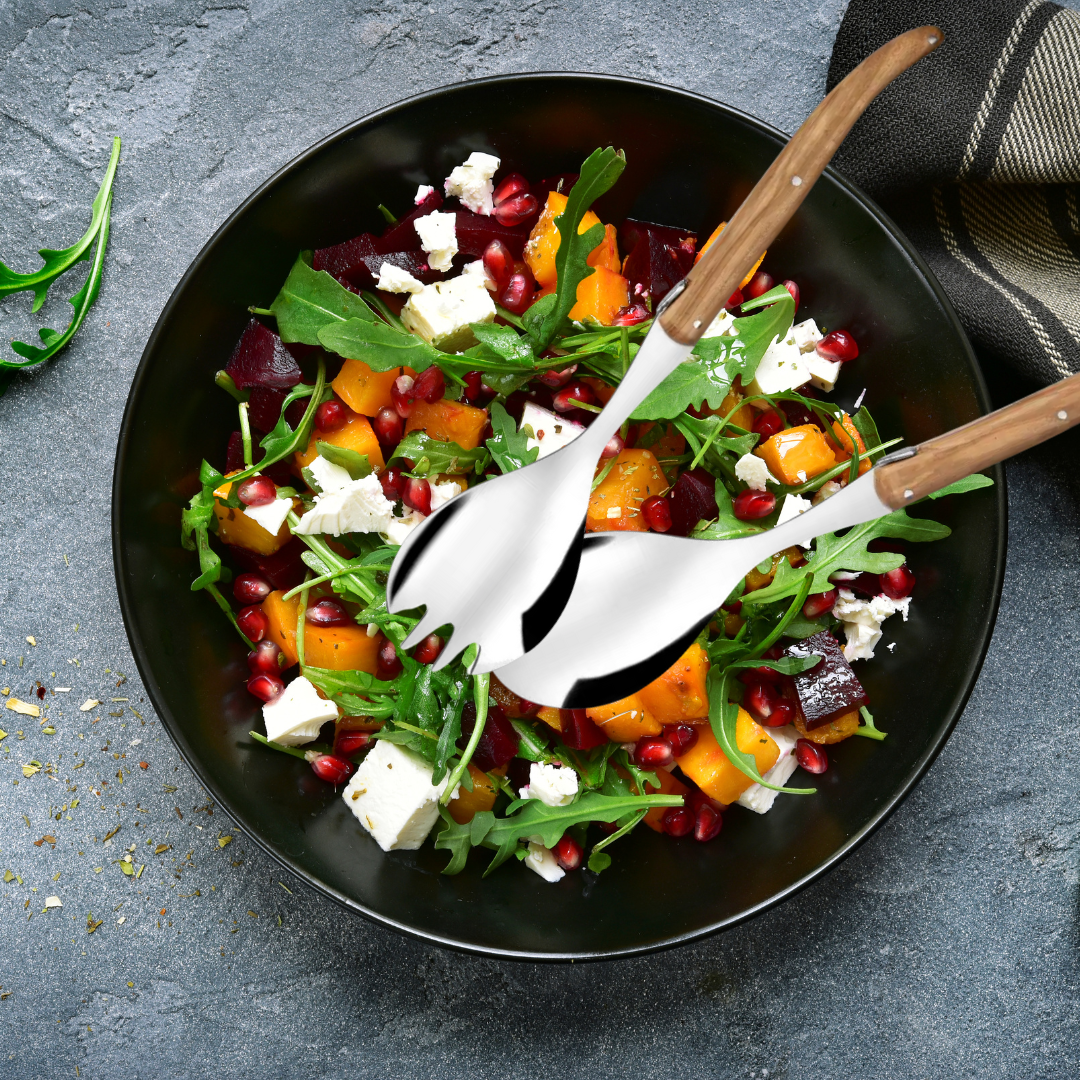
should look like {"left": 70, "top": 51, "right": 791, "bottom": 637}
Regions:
{"left": 181, "top": 147, "right": 990, "bottom": 883}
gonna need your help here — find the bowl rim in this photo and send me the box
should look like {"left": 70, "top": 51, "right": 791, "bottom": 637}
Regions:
{"left": 112, "top": 70, "right": 1007, "bottom": 963}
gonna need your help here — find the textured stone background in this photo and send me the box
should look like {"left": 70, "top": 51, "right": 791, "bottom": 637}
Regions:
{"left": 1, "top": 2, "right": 1079, "bottom": 1077}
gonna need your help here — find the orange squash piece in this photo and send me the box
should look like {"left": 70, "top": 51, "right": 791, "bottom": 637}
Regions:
{"left": 827, "top": 414, "right": 871, "bottom": 476}
{"left": 536, "top": 706, "right": 563, "bottom": 732}
{"left": 569, "top": 266, "right": 630, "bottom": 326}
{"left": 643, "top": 767, "right": 690, "bottom": 833}
{"left": 404, "top": 399, "right": 488, "bottom": 451}
{"left": 586, "top": 693, "right": 662, "bottom": 742}
{"left": 754, "top": 424, "right": 836, "bottom": 486}
{"left": 745, "top": 546, "right": 804, "bottom": 593}
{"left": 523, "top": 191, "right": 611, "bottom": 288}
{"left": 447, "top": 764, "right": 502, "bottom": 824}
{"left": 678, "top": 709, "right": 779, "bottom": 805}
{"left": 262, "top": 590, "right": 301, "bottom": 667}
{"left": 580, "top": 377, "right": 615, "bottom": 406}
{"left": 296, "top": 410, "right": 384, "bottom": 473}
{"left": 586, "top": 448, "right": 668, "bottom": 532}
{"left": 588, "top": 223, "right": 622, "bottom": 272}
{"left": 304, "top": 623, "right": 380, "bottom": 673}
{"left": 331, "top": 360, "right": 414, "bottom": 417}
{"left": 695, "top": 221, "right": 766, "bottom": 288}
{"left": 212, "top": 475, "right": 294, "bottom": 555}
{"left": 636, "top": 641, "right": 710, "bottom": 725}
{"left": 716, "top": 388, "right": 756, "bottom": 432}
{"left": 634, "top": 421, "right": 687, "bottom": 460}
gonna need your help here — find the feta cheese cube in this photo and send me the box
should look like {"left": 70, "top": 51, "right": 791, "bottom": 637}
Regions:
{"left": 832, "top": 588, "right": 911, "bottom": 661}
{"left": 342, "top": 740, "right": 457, "bottom": 851}
{"left": 376, "top": 262, "right": 424, "bottom": 294}
{"left": 414, "top": 211, "right": 458, "bottom": 273}
{"left": 380, "top": 480, "right": 462, "bottom": 545}
{"left": 518, "top": 761, "right": 579, "bottom": 807}
{"left": 788, "top": 318, "right": 840, "bottom": 391}
{"left": 414, "top": 184, "right": 435, "bottom": 205}
{"left": 524, "top": 838, "right": 565, "bottom": 883}
{"left": 776, "top": 493, "right": 813, "bottom": 547}
{"left": 746, "top": 331, "right": 808, "bottom": 397}
{"left": 790, "top": 318, "right": 823, "bottom": 353}
{"left": 702, "top": 308, "right": 736, "bottom": 338}
{"left": 520, "top": 402, "right": 584, "bottom": 459}
{"left": 262, "top": 675, "right": 339, "bottom": 746}
{"left": 243, "top": 496, "right": 292, "bottom": 536}
{"left": 737, "top": 725, "right": 800, "bottom": 814}
{"left": 293, "top": 473, "right": 395, "bottom": 537}
{"left": 734, "top": 452, "right": 775, "bottom": 491}
{"left": 444, "top": 152, "right": 501, "bottom": 216}
{"left": 401, "top": 270, "right": 496, "bottom": 352}
{"left": 305, "top": 454, "right": 353, "bottom": 494}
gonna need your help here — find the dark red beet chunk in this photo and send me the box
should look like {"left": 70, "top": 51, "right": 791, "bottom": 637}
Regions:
{"left": 455, "top": 209, "right": 530, "bottom": 258}
{"left": 784, "top": 631, "right": 868, "bottom": 729}
{"left": 360, "top": 250, "right": 443, "bottom": 288}
{"left": 225, "top": 319, "right": 301, "bottom": 390}
{"left": 460, "top": 703, "right": 519, "bottom": 772}
{"left": 780, "top": 399, "right": 826, "bottom": 431}
{"left": 226, "top": 538, "right": 307, "bottom": 592}
{"left": 669, "top": 468, "right": 719, "bottom": 536}
{"left": 313, "top": 233, "right": 381, "bottom": 281}
{"left": 247, "top": 386, "right": 287, "bottom": 433}
{"left": 224, "top": 432, "right": 292, "bottom": 485}
{"left": 618, "top": 219, "right": 697, "bottom": 305}
{"left": 376, "top": 189, "right": 444, "bottom": 252}
{"left": 560, "top": 708, "right": 608, "bottom": 751}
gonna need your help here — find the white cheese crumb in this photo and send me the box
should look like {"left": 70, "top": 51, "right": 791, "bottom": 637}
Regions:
{"left": 414, "top": 210, "right": 458, "bottom": 273}
{"left": 44, "top": 895, "right": 62, "bottom": 909}
{"left": 376, "top": 262, "right": 424, "bottom": 294}
{"left": 401, "top": 270, "right": 496, "bottom": 352}
{"left": 444, "top": 151, "right": 501, "bottom": 215}
{"left": 80, "top": 699, "right": 100, "bottom": 712}
{"left": 887, "top": 642, "right": 896, "bottom": 652}
{"left": 735, "top": 452, "right": 775, "bottom": 491}
{"left": 701, "top": 308, "right": 736, "bottom": 338}
{"left": 775, "top": 493, "right": 813, "bottom": 547}
{"left": 524, "top": 837, "right": 565, "bottom": 883}
{"left": 606, "top": 506, "right": 622, "bottom": 519}
{"left": 737, "top": 725, "right": 799, "bottom": 814}
{"left": 520, "top": 402, "right": 584, "bottom": 459}
{"left": 305, "top": 454, "right": 353, "bottom": 494}
{"left": 518, "top": 761, "right": 579, "bottom": 807}
{"left": 243, "top": 496, "right": 292, "bottom": 536}
{"left": 832, "top": 588, "right": 911, "bottom": 661}
{"left": 262, "top": 676, "right": 339, "bottom": 746}
{"left": 381, "top": 481, "right": 461, "bottom": 546}
{"left": 414, "top": 184, "right": 435, "bottom": 205}
{"left": 746, "top": 331, "right": 809, "bottom": 397}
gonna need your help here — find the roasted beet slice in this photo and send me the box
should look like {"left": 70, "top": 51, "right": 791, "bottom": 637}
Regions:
{"left": 784, "top": 631, "right": 869, "bottom": 729}
{"left": 455, "top": 209, "right": 530, "bottom": 258}
{"left": 227, "top": 538, "right": 307, "bottom": 591}
{"left": 313, "top": 233, "right": 381, "bottom": 282}
{"left": 560, "top": 708, "right": 608, "bottom": 751}
{"left": 531, "top": 173, "right": 578, "bottom": 202}
{"left": 225, "top": 320, "right": 301, "bottom": 390}
{"left": 780, "top": 398, "right": 825, "bottom": 430}
{"left": 669, "top": 468, "right": 719, "bottom": 536}
{"left": 619, "top": 219, "right": 697, "bottom": 305}
{"left": 353, "top": 250, "right": 443, "bottom": 290}
{"left": 377, "top": 188, "right": 444, "bottom": 252}
{"left": 460, "top": 703, "right": 519, "bottom": 772}
{"left": 247, "top": 386, "right": 287, "bottom": 433}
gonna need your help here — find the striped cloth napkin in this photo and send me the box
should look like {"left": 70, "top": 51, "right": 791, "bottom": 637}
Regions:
{"left": 827, "top": 0, "right": 1080, "bottom": 383}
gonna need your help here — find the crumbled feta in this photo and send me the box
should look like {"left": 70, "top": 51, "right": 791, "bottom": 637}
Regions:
{"left": 444, "top": 151, "right": 501, "bottom": 216}
{"left": 524, "top": 837, "right": 565, "bottom": 883}
{"left": 737, "top": 725, "right": 799, "bottom": 814}
{"left": 832, "top": 588, "right": 911, "bottom": 661}
{"left": 518, "top": 761, "right": 579, "bottom": 807}
{"left": 263, "top": 675, "right": 339, "bottom": 746}
{"left": 381, "top": 480, "right": 461, "bottom": 545}
{"left": 243, "top": 496, "right": 292, "bottom": 536}
{"left": 746, "top": 330, "right": 809, "bottom": 397}
{"left": 790, "top": 318, "right": 823, "bottom": 353}
{"left": 305, "top": 454, "right": 353, "bottom": 494}
{"left": 401, "top": 270, "right": 496, "bottom": 352}
{"left": 520, "top": 402, "right": 585, "bottom": 460}
{"left": 376, "top": 262, "right": 424, "bottom": 294}
{"left": 702, "top": 308, "right": 736, "bottom": 338}
{"left": 414, "top": 184, "right": 435, "bottom": 205}
{"left": 776, "top": 493, "right": 813, "bottom": 547}
{"left": 789, "top": 318, "right": 839, "bottom": 390}
{"left": 734, "top": 452, "right": 775, "bottom": 491}
{"left": 342, "top": 740, "right": 457, "bottom": 851}
{"left": 414, "top": 211, "right": 458, "bottom": 272}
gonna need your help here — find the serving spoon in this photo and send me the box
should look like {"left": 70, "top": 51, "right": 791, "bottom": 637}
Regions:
{"left": 387, "top": 25, "right": 945, "bottom": 674}
{"left": 495, "top": 371, "right": 1080, "bottom": 706}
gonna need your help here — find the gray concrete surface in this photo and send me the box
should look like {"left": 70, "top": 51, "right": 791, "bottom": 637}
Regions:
{"left": 1, "top": 1, "right": 1078, "bottom": 1077}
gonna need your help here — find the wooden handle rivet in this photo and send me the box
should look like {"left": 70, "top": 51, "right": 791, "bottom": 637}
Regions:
{"left": 904, "top": 488, "right": 914, "bottom": 500}
{"left": 693, "top": 320, "right": 702, "bottom": 329}
{"left": 791, "top": 175, "right": 803, "bottom": 187}
{"left": 928, "top": 34, "right": 939, "bottom": 45}
{"left": 1058, "top": 410, "right": 1068, "bottom": 420}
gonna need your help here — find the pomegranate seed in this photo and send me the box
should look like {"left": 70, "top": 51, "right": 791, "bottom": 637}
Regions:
{"left": 725, "top": 288, "right": 744, "bottom": 310}
{"left": 611, "top": 301, "right": 650, "bottom": 326}
{"left": 781, "top": 279, "right": 800, "bottom": 312}
{"left": 880, "top": 565, "right": 916, "bottom": 600}
{"left": 554, "top": 835, "right": 583, "bottom": 871}
{"left": 498, "top": 271, "right": 535, "bottom": 315}
{"left": 461, "top": 370, "right": 485, "bottom": 405}
{"left": 803, "top": 588, "right": 839, "bottom": 619}
{"left": 492, "top": 172, "right": 529, "bottom": 205}
{"left": 601, "top": 433, "right": 624, "bottom": 459}
{"left": 247, "top": 639, "right": 284, "bottom": 676}
{"left": 247, "top": 673, "right": 284, "bottom": 703}
{"left": 391, "top": 375, "right": 417, "bottom": 417}
{"left": 796, "top": 738, "right": 828, "bottom": 774}
{"left": 376, "top": 637, "right": 403, "bottom": 681}
{"left": 743, "top": 679, "right": 779, "bottom": 722}
{"left": 552, "top": 382, "right": 596, "bottom": 413}
{"left": 236, "top": 605, "right": 269, "bottom": 642}
{"left": 380, "top": 466, "right": 406, "bottom": 501}
{"left": 816, "top": 329, "right": 859, "bottom": 363}
{"left": 641, "top": 495, "right": 673, "bottom": 533}
{"left": 482, "top": 240, "right": 515, "bottom": 292}
{"left": 412, "top": 366, "right": 445, "bottom": 404}
{"left": 752, "top": 409, "right": 785, "bottom": 438}
{"left": 494, "top": 192, "right": 539, "bottom": 227}
{"left": 233, "top": 573, "right": 271, "bottom": 605}
{"left": 694, "top": 802, "right": 723, "bottom": 842}
{"left": 661, "top": 807, "right": 695, "bottom": 837}
{"left": 635, "top": 737, "right": 674, "bottom": 770}
{"left": 306, "top": 599, "right": 351, "bottom": 627}
{"left": 309, "top": 754, "right": 355, "bottom": 785}
{"left": 412, "top": 634, "right": 443, "bottom": 664}
{"left": 745, "top": 270, "right": 775, "bottom": 299}
{"left": 536, "top": 364, "right": 578, "bottom": 389}
{"left": 762, "top": 700, "right": 796, "bottom": 728}
{"left": 315, "top": 399, "right": 348, "bottom": 432}
{"left": 732, "top": 489, "right": 776, "bottom": 521}
{"left": 372, "top": 405, "right": 404, "bottom": 448}
{"left": 335, "top": 730, "right": 371, "bottom": 757}
{"left": 237, "top": 476, "right": 277, "bottom": 507}
{"left": 402, "top": 477, "right": 431, "bottom": 515}
{"left": 665, "top": 724, "right": 699, "bottom": 757}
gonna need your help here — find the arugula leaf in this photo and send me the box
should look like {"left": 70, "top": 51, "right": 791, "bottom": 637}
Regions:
{"left": 389, "top": 432, "right": 488, "bottom": 476}
{"left": 522, "top": 147, "right": 626, "bottom": 351}
{"left": 510, "top": 719, "right": 550, "bottom": 762}
{"left": 485, "top": 401, "right": 538, "bottom": 474}
{"left": 470, "top": 322, "right": 536, "bottom": 366}
{"left": 675, "top": 413, "right": 757, "bottom": 473}
{"left": 854, "top": 705, "right": 887, "bottom": 741}
{"left": 304, "top": 666, "right": 398, "bottom": 719}
{"left": 265, "top": 256, "right": 376, "bottom": 344}
{"left": 850, "top": 406, "right": 885, "bottom": 463}
{"left": 925, "top": 473, "right": 994, "bottom": 499}
{"left": 319, "top": 317, "right": 441, "bottom": 372}
{"left": 692, "top": 486, "right": 766, "bottom": 540}
{"left": 315, "top": 442, "right": 371, "bottom": 479}
{"left": 257, "top": 360, "right": 328, "bottom": 464}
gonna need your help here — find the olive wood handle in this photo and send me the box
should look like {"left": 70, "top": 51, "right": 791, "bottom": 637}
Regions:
{"left": 658, "top": 25, "right": 943, "bottom": 345}
{"left": 874, "top": 372, "right": 1080, "bottom": 508}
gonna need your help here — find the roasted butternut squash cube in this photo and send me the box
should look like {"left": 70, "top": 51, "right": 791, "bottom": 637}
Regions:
{"left": 677, "top": 709, "right": 779, "bottom": 805}
{"left": 535, "top": 706, "right": 563, "bottom": 732}
{"left": 570, "top": 267, "right": 630, "bottom": 326}
{"left": 744, "top": 546, "right": 804, "bottom": 593}
{"left": 295, "top": 410, "right": 384, "bottom": 473}
{"left": 524, "top": 191, "right": 609, "bottom": 289}
{"left": 404, "top": 399, "right": 488, "bottom": 450}
{"left": 794, "top": 707, "right": 861, "bottom": 744}
{"left": 695, "top": 221, "right": 766, "bottom": 288}
{"left": 643, "top": 767, "right": 690, "bottom": 832}
{"left": 331, "top": 360, "right": 414, "bottom": 417}
{"left": 716, "top": 388, "right": 757, "bottom": 432}
{"left": 827, "top": 414, "right": 871, "bottom": 476}
{"left": 586, "top": 693, "right": 662, "bottom": 742}
{"left": 636, "top": 641, "right": 710, "bottom": 724}
{"left": 447, "top": 763, "right": 501, "bottom": 824}
{"left": 586, "top": 448, "right": 667, "bottom": 532}
{"left": 754, "top": 423, "right": 835, "bottom": 485}
{"left": 262, "top": 590, "right": 301, "bottom": 667}
{"left": 212, "top": 473, "right": 295, "bottom": 555}
{"left": 304, "top": 623, "right": 380, "bottom": 673}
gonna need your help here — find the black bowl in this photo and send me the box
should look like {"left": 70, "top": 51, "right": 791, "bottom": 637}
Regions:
{"left": 113, "top": 74, "right": 1005, "bottom": 960}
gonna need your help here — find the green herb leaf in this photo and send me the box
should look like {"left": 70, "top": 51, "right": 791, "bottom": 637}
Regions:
{"left": 850, "top": 406, "right": 885, "bottom": 463}
{"left": 267, "top": 256, "right": 376, "bottom": 344}
{"left": 485, "top": 401, "right": 538, "bottom": 474}
{"left": 319, "top": 317, "right": 440, "bottom": 373}
{"left": 470, "top": 322, "right": 536, "bottom": 367}
{"left": 314, "top": 442, "right": 371, "bottom": 479}
{"left": 390, "top": 432, "right": 488, "bottom": 476}
{"left": 854, "top": 705, "right": 887, "bottom": 741}
{"left": 925, "top": 473, "right": 995, "bottom": 499}
{"left": 691, "top": 487, "right": 766, "bottom": 540}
